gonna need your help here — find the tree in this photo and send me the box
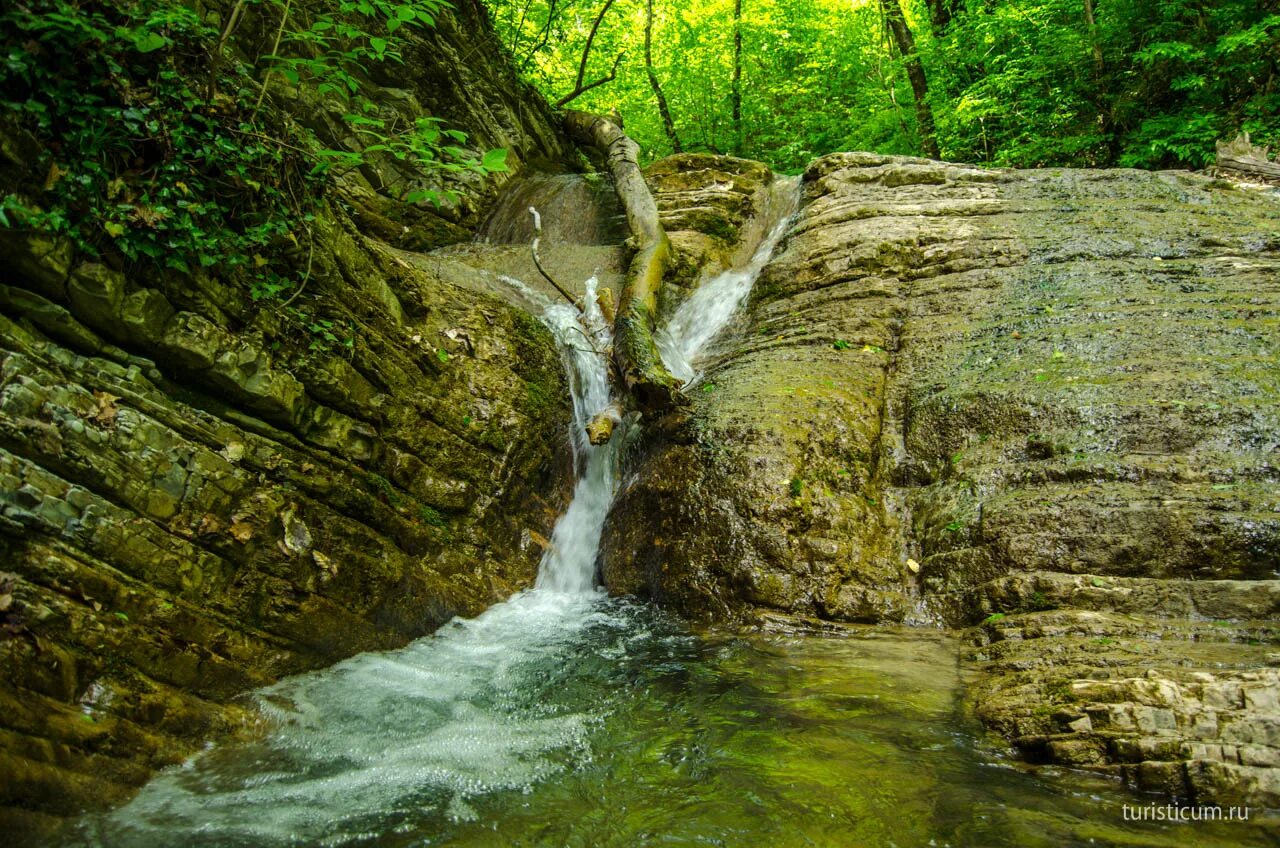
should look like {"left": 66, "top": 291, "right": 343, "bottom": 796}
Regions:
{"left": 880, "top": 0, "right": 940, "bottom": 158}
{"left": 484, "top": 0, "right": 1280, "bottom": 175}
{"left": 731, "top": 0, "right": 743, "bottom": 156}
{"left": 924, "top": 0, "right": 961, "bottom": 35}
{"left": 645, "top": 0, "right": 682, "bottom": 152}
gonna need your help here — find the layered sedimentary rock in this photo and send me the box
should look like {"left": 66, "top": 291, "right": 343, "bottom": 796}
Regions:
{"left": 0, "top": 0, "right": 577, "bottom": 836}
{"left": 602, "top": 152, "right": 1280, "bottom": 805}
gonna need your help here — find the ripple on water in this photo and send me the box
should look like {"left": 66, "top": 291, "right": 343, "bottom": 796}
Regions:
{"left": 75, "top": 615, "right": 1274, "bottom": 847}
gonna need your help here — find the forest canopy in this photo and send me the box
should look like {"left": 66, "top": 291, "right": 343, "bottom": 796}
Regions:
{"left": 483, "top": 0, "right": 1280, "bottom": 172}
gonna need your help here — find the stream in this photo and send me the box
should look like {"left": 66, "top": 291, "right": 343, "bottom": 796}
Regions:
{"left": 70, "top": 183, "right": 1268, "bottom": 848}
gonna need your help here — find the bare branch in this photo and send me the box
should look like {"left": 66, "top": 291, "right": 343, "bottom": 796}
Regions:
{"left": 645, "top": 0, "right": 683, "bottom": 152}
{"left": 555, "top": 51, "right": 624, "bottom": 108}
{"left": 528, "top": 206, "right": 581, "bottom": 308}
{"left": 576, "top": 0, "right": 618, "bottom": 91}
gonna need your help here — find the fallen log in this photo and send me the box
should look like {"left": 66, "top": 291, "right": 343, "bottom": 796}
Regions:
{"left": 564, "top": 109, "right": 688, "bottom": 415}
{"left": 1216, "top": 133, "right": 1280, "bottom": 182}
{"left": 586, "top": 402, "right": 623, "bottom": 445}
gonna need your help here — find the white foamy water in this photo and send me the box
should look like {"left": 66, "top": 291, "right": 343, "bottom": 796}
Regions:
{"left": 657, "top": 178, "right": 800, "bottom": 385}
{"left": 534, "top": 275, "right": 618, "bottom": 593}
{"left": 81, "top": 194, "right": 799, "bottom": 847}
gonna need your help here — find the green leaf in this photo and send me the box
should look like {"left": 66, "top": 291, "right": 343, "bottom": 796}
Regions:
{"left": 133, "top": 31, "right": 168, "bottom": 53}
{"left": 480, "top": 147, "right": 508, "bottom": 172}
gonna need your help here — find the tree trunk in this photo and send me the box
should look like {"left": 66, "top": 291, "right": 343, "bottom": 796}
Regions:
{"left": 1082, "top": 0, "right": 1104, "bottom": 74}
{"left": 564, "top": 110, "right": 688, "bottom": 415}
{"left": 644, "top": 0, "right": 682, "bottom": 153}
{"left": 924, "top": 0, "right": 952, "bottom": 34}
{"left": 880, "top": 0, "right": 940, "bottom": 159}
{"left": 732, "top": 0, "right": 743, "bottom": 156}
{"left": 1217, "top": 133, "right": 1280, "bottom": 181}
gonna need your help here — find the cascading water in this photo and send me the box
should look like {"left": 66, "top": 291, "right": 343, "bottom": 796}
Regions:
{"left": 657, "top": 179, "right": 800, "bottom": 385}
{"left": 81, "top": 271, "right": 631, "bottom": 846}
{"left": 65, "top": 177, "right": 1232, "bottom": 848}
{"left": 77, "top": 186, "right": 802, "bottom": 847}
{"left": 531, "top": 276, "right": 618, "bottom": 594}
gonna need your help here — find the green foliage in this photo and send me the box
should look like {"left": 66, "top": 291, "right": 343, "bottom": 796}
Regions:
{"left": 0, "top": 0, "right": 506, "bottom": 302}
{"left": 486, "top": 0, "right": 1278, "bottom": 171}
{"left": 417, "top": 504, "right": 446, "bottom": 527}
{"left": 0, "top": 0, "right": 302, "bottom": 290}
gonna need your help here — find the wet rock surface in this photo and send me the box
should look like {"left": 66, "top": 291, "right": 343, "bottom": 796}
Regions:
{"left": 0, "top": 221, "right": 574, "bottom": 836}
{"left": 0, "top": 1, "right": 578, "bottom": 837}
{"left": 602, "top": 152, "right": 1280, "bottom": 805}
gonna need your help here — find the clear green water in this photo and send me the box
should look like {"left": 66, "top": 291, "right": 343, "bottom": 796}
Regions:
{"left": 67, "top": 202, "right": 1276, "bottom": 848}
{"left": 73, "top": 594, "right": 1272, "bottom": 848}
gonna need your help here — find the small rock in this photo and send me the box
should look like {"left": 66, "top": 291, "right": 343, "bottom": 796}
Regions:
{"left": 1067, "top": 715, "right": 1093, "bottom": 733}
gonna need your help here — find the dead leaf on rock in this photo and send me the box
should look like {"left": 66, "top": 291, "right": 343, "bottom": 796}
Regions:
{"left": 229, "top": 521, "right": 254, "bottom": 543}
{"left": 90, "top": 391, "right": 120, "bottom": 427}
{"left": 220, "top": 442, "right": 245, "bottom": 462}
{"left": 196, "top": 514, "right": 222, "bottom": 535}
{"left": 280, "top": 505, "right": 312, "bottom": 556}
{"left": 442, "top": 328, "right": 473, "bottom": 354}
{"left": 313, "top": 550, "right": 338, "bottom": 579}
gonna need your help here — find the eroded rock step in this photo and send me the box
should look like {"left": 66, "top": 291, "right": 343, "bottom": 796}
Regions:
{"left": 600, "top": 152, "right": 1280, "bottom": 807}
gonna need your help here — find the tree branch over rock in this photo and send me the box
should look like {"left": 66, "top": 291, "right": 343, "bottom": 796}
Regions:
{"left": 563, "top": 109, "right": 688, "bottom": 415}
{"left": 554, "top": 0, "right": 622, "bottom": 107}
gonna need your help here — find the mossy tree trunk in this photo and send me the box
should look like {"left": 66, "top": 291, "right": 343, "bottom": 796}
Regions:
{"left": 564, "top": 109, "right": 688, "bottom": 415}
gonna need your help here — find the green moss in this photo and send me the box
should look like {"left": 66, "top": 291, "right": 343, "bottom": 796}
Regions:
{"left": 368, "top": 473, "right": 403, "bottom": 507}
{"left": 524, "top": 378, "right": 554, "bottom": 418}
{"left": 417, "top": 505, "right": 446, "bottom": 527}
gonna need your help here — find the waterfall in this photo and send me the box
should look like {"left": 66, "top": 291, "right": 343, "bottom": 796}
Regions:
{"left": 83, "top": 183, "right": 800, "bottom": 848}
{"left": 658, "top": 178, "right": 800, "bottom": 385}
{"left": 531, "top": 276, "right": 618, "bottom": 593}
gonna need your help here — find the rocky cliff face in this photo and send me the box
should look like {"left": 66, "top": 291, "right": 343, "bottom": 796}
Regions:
{"left": 0, "top": 1, "right": 577, "bottom": 837}
{"left": 5, "top": 0, "right": 1280, "bottom": 822}
{"left": 602, "top": 153, "right": 1280, "bottom": 806}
